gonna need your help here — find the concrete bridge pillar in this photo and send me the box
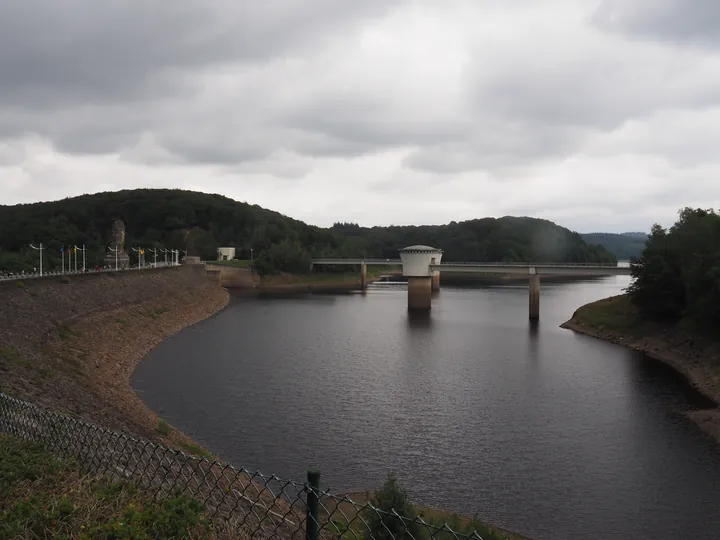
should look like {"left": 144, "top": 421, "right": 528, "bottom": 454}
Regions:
{"left": 360, "top": 262, "right": 367, "bottom": 291}
{"left": 399, "top": 245, "right": 443, "bottom": 311}
{"left": 529, "top": 270, "right": 540, "bottom": 320}
{"left": 431, "top": 271, "right": 441, "bottom": 292}
{"left": 408, "top": 277, "right": 433, "bottom": 310}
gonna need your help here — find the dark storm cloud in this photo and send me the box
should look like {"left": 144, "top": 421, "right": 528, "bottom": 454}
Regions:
{"left": 594, "top": 0, "right": 720, "bottom": 46}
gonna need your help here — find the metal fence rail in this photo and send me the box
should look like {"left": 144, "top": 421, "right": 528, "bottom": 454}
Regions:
{"left": 0, "top": 263, "right": 180, "bottom": 283}
{"left": 0, "top": 392, "right": 501, "bottom": 539}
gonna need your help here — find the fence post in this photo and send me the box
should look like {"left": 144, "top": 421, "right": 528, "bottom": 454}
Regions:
{"left": 306, "top": 469, "right": 321, "bottom": 540}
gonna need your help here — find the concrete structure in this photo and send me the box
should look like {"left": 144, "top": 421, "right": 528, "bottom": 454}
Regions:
{"left": 205, "top": 263, "right": 257, "bottom": 288}
{"left": 529, "top": 271, "right": 540, "bottom": 320}
{"left": 399, "top": 245, "right": 443, "bottom": 311}
{"left": 313, "top": 253, "right": 631, "bottom": 319}
{"left": 104, "top": 219, "right": 130, "bottom": 269}
{"left": 360, "top": 263, "right": 367, "bottom": 292}
{"left": 217, "top": 247, "right": 236, "bottom": 261}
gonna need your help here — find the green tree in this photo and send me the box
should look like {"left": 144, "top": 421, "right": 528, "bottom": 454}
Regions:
{"left": 628, "top": 208, "right": 720, "bottom": 327}
{"left": 364, "top": 472, "right": 421, "bottom": 540}
{"left": 253, "top": 239, "right": 312, "bottom": 275}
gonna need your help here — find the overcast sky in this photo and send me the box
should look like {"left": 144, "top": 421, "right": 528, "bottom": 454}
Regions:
{"left": 2, "top": 0, "right": 719, "bottom": 233}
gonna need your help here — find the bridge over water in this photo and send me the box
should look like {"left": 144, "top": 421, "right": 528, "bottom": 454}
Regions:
{"left": 313, "top": 245, "right": 631, "bottom": 319}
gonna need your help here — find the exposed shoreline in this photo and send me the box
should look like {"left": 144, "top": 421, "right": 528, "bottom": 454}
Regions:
{"left": 0, "top": 267, "right": 230, "bottom": 452}
{"left": 561, "top": 295, "right": 720, "bottom": 443}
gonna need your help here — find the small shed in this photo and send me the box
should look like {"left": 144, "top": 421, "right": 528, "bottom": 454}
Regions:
{"left": 217, "top": 247, "right": 236, "bottom": 261}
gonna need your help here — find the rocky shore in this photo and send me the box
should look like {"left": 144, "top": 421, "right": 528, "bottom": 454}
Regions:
{"left": 0, "top": 266, "right": 229, "bottom": 449}
{"left": 561, "top": 295, "right": 720, "bottom": 443}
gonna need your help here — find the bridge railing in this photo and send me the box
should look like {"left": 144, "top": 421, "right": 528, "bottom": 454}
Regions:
{"left": 435, "top": 262, "right": 624, "bottom": 268}
{"left": 312, "top": 259, "right": 624, "bottom": 268}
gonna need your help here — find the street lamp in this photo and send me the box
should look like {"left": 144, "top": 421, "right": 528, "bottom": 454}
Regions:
{"left": 148, "top": 247, "right": 158, "bottom": 267}
{"left": 29, "top": 243, "right": 44, "bottom": 276}
{"left": 132, "top": 247, "right": 142, "bottom": 268}
{"left": 108, "top": 245, "right": 119, "bottom": 271}
{"left": 76, "top": 245, "right": 87, "bottom": 272}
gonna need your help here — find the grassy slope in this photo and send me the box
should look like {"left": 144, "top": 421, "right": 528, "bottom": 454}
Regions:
{"left": 0, "top": 435, "right": 220, "bottom": 539}
{"left": 562, "top": 295, "right": 720, "bottom": 444}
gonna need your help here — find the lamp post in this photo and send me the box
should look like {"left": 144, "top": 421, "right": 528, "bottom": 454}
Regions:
{"left": 29, "top": 243, "right": 44, "bottom": 276}
{"left": 132, "top": 247, "right": 142, "bottom": 268}
{"left": 77, "top": 245, "right": 87, "bottom": 272}
{"left": 148, "top": 248, "right": 158, "bottom": 268}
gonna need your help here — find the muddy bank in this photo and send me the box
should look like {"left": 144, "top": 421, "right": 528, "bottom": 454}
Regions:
{"left": 0, "top": 266, "right": 228, "bottom": 448}
{"left": 561, "top": 295, "right": 720, "bottom": 443}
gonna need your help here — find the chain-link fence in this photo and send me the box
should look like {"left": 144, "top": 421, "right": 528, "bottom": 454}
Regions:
{"left": 0, "top": 392, "right": 504, "bottom": 539}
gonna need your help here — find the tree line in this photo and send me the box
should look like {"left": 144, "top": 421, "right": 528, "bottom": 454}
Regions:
{"left": 0, "top": 189, "right": 616, "bottom": 274}
{"left": 628, "top": 207, "right": 720, "bottom": 328}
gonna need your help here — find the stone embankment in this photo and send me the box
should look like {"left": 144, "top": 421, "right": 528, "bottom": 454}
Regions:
{"left": 0, "top": 266, "right": 228, "bottom": 447}
{"left": 562, "top": 295, "right": 720, "bottom": 443}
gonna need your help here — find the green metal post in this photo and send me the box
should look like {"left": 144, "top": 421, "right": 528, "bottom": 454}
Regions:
{"left": 306, "top": 469, "right": 321, "bottom": 540}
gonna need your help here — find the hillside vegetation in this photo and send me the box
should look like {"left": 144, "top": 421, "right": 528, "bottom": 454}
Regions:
{"left": 0, "top": 189, "right": 615, "bottom": 274}
{"left": 581, "top": 232, "right": 648, "bottom": 260}
{"left": 628, "top": 208, "right": 720, "bottom": 328}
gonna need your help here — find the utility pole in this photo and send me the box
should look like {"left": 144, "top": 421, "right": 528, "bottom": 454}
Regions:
{"left": 29, "top": 243, "right": 44, "bottom": 276}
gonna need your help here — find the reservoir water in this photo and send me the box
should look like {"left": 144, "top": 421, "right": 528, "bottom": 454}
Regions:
{"left": 132, "top": 276, "right": 720, "bottom": 540}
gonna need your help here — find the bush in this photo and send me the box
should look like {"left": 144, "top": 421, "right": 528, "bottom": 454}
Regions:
{"left": 364, "top": 472, "right": 421, "bottom": 539}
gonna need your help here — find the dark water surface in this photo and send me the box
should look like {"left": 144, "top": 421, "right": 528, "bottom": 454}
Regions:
{"left": 132, "top": 277, "right": 720, "bottom": 540}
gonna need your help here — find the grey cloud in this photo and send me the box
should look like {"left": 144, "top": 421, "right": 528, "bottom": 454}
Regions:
{"left": 0, "top": 0, "right": 397, "bottom": 109}
{"left": 594, "top": 0, "right": 720, "bottom": 46}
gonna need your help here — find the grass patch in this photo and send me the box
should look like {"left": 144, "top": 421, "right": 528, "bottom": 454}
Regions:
{"left": 57, "top": 324, "right": 81, "bottom": 341}
{"left": 329, "top": 491, "right": 525, "bottom": 540}
{"left": 156, "top": 419, "right": 171, "bottom": 437}
{"left": 571, "top": 294, "right": 643, "bottom": 336}
{"left": 0, "top": 346, "right": 30, "bottom": 368}
{"left": 144, "top": 307, "right": 170, "bottom": 320}
{"left": 207, "top": 259, "right": 252, "bottom": 268}
{"left": 15, "top": 280, "right": 24, "bottom": 288}
{"left": 178, "top": 442, "right": 216, "bottom": 460}
{"left": 0, "top": 435, "right": 211, "bottom": 539}
{"left": 115, "top": 318, "right": 127, "bottom": 325}
{"left": 59, "top": 276, "right": 71, "bottom": 284}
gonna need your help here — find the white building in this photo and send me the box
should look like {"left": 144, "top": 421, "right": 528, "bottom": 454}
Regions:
{"left": 217, "top": 247, "right": 236, "bottom": 261}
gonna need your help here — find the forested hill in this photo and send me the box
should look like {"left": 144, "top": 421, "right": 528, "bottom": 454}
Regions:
{"left": 331, "top": 218, "right": 616, "bottom": 264}
{"left": 580, "top": 232, "right": 648, "bottom": 260}
{"left": 0, "top": 189, "right": 616, "bottom": 273}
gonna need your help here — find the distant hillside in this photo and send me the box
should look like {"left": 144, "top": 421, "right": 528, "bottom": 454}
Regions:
{"left": 581, "top": 232, "right": 648, "bottom": 260}
{"left": 0, "top": 189, "right": 616, "bottom": 273}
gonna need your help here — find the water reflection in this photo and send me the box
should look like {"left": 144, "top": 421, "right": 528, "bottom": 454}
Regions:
{"left": 133, "top": 279, "right": 720, "bottom": 540}
{"left": 407, "top": 310, "right": 433, "bottom": 330}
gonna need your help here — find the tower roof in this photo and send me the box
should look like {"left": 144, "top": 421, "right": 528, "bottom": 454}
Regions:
{"left": 399, "top": 245, "right": 442, "bottom": 252}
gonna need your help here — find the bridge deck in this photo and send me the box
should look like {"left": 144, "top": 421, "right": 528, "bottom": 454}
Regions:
{"left": 312, "top": 259, "right": 631, "bottom": 276}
